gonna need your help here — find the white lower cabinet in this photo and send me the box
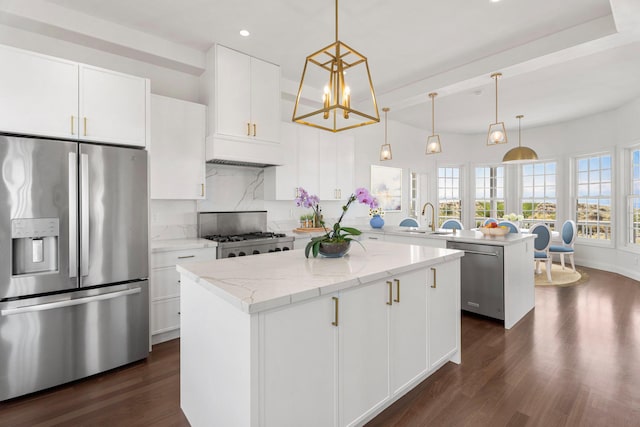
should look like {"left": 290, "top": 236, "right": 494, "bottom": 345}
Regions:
{"left": 262, "top": 296, "right": 337, "bottom": 427}
{"left": 428, "top": 258, "right": 461, "bottom": 370}
{"left": 150, "top": 247, "right": 217, "bottom": 344}
{"left": 260, "top": 264, "right": 456, "bottom": 427}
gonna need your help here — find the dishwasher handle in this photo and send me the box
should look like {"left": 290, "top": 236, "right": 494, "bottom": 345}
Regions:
{"left": 461, "top": 249, "right": 499, "bottom": 257}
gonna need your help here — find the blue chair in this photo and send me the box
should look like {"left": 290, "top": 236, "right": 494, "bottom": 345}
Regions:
{"left": 531, "top": 223, "right": 552, "bottom": 283}
{"left": 399, "top": 218, "right": 420, "bottom": 227}
{"left": 441, "top": 219, "right": 464, "bottom": 230}
{"left": 497, "top": 220, "right": 519, "bottom": 234}
{"left": 483, "top": 218, "right": 498, "bottom": 226}
{"left": 549, "top": 220, "right": 576, "bottom": 271}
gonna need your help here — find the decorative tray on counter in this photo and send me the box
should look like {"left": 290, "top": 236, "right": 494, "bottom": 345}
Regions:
{"left": 478, "top": 226, "right": 510, "bottom": 236}
{"left": 293, "top": 227, "right": 327, "bottom": 233}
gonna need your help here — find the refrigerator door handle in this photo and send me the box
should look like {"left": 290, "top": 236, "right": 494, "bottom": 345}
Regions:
{"left": 80, "top": 153, "right": 89, "bottom": 277}
{"left": 0, "top": 288, "right": 141, "bottom": 316}
{"left": 69, "top": 153, "right": 77, "bottom": 279}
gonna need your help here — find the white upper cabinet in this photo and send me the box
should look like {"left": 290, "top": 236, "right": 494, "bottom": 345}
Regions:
{"left": 0, "top": 44, "right": 149, "bottom": 148}
{"left": 264, "top": 123, "right": 353, "bottom": 201}
{"left": 0, "top": 44, "right": 78, "bottom": 139}
{"left": 319, "top": 132, "right": 355, "bottom": 201}
{"left": 150, "top": 94, "right": 206, "bottom": 199}
{"left": 214, "top": 45, "right": 280, "bottom": 143}
{"left": 79, "top": 65, "right": 148, "bottom": 147}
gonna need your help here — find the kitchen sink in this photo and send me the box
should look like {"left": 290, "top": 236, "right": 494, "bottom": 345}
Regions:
{"left": 397, "top": 229, "right": 453, "bottom": 235}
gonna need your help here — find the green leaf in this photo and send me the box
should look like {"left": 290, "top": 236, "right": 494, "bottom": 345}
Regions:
{"left": 305, "top": 241, "right": 313, "bottom": 258}
{"left": 340, "top": 227, "right": 361, "bottom": 235}
{"left": 312, "top": 241, "right": 320, "bottom": 257}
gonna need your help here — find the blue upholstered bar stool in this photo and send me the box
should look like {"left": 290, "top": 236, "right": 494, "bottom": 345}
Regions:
{"left": 531, "top": 223, "right": 553, "bottom": 283}
{"left": 441, "top": 219, "right": 464, "bottom": 230}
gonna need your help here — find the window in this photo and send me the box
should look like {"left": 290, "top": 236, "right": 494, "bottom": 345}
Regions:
{"left": 409, "top": 172, "right": 419, "bottom": 219}
{"left": 521, "top": 162, "right": 557, "bottom": 230}
{"left": 629, "top": 148, "right": 640, "bottom": 245}
{"left": 474, "top": 166, "right": 504, "bottom": 227}
{"left": 438, "top": 167, "right": 461, "bottom": 226}
{"left": 575, "top": 154, "right": 612, "bottom": 240}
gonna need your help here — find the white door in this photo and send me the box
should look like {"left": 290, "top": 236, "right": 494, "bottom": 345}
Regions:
{"left": 264, "top": 122, "right": 298, "bottom": 200}
{"left": 428, "top": 259, "right": 461, "bottom": 371}
{"left": 334, "top": 133, "right": 355, "bottom": 200}
{"left": 318, "top": 132, "right": 338, "bottom": 200}
{"left": 150, "top": 95, "right": 206, "bottom": 199}
{"left": 250, "top": 56, "right": 280, "bottom": 143}
{"left": 262, "top": 296, "right": 338, "bottom": 427}
{"left": 0, "top": 45, "right": 78, "bottom": 139}
{"left": 297, "top": 126, "right": 320, "bottom": 195}
{"left": 216, "top": 45, "right": 251, "bottom": 138}
{"left": 389, "top": 269, "right": 428, "bottom": 395}
{"left": 79, "top": 65, "right": 147, "bottom": 147}
{"left": 339, "top": 282, "right": 389, "bottom": 427}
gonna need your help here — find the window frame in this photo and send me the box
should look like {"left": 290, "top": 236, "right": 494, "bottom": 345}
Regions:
{"left": 519, "top": 161, "right": 557, "bottom": 231}
{"left": 437, "top": 165, "right": 463, "bottom": 227}
{"left": 627, "top": 146, "right": 640, "bottom": 248}
{"left": 572, "top": 151, "right": 614, "bottom": 246}
{"left": 473, "top": 165, "right": 505, "bottom": 228}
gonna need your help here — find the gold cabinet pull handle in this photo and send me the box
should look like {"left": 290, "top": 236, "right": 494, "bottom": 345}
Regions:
{"left": 431, "top": 267, "right": 437, "bottom": 288}
{"left": 387, "top": 281, "right": 393, "bottom": 305}
{"left": 70, "top": 116, "right": 75, "bottom": 135}
{"left": 83, "top": 117, "right": 87, "bottom": 136}
{"left": 253, "top": 123, "right": 257, "bottom": 137}
{"left": 247, "top": 122, "right": 251, "bottom": 136}
{"left": 332, "top": 296, "right": 339, "bottom": 326}
{"left": 394, "top": 279, "right": 400, "bottom": 303}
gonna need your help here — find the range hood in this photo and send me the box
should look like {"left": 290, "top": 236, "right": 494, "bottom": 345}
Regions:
{"left": 206, "top": 135, "right": 283, "bottom": 168}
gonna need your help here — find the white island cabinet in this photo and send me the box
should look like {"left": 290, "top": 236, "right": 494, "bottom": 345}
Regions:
{"left": 178, "top": 241, "right": 463, "bottom": 427}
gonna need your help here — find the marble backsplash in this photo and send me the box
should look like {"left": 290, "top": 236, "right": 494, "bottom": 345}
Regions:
{"left": 150, "top": 164, "right": 372, "bottom": 241}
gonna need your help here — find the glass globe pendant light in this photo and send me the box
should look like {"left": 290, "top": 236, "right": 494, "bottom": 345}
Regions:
{"left": 380, "top": 107, "right": 392, "bottom": 161}
{"left": 426, "top": 92, "right": 442, "bottom": 154}
{"left": 487, "top": 72, "right": 507, "bottom": 145}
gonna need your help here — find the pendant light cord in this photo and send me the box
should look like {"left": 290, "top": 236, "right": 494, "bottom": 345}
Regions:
{"left": 335, "top": 0, "right": 339, "bottom": 42}
{"left": 431, "top": 94, "right": 436, "bottom": 136}
{"left": 384, "top": 109, "right": 388, "bottom": 143}
{"left": 517, "top": 114, "right": 523, "bottom": 147}
{"left": 495, "top": 75, "right": 499, "bottom": 123}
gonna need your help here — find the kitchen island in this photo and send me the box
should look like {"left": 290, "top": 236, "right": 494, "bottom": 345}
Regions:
{"left": 361, "top": 228, "right": 536, "bottom": 329}
{"left": 177, "top": 241, "right": 463, "bottom": 427}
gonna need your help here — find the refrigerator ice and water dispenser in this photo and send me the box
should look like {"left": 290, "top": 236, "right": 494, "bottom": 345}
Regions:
{"left": 11, "top": 218, "right": 59, "bottom": 276}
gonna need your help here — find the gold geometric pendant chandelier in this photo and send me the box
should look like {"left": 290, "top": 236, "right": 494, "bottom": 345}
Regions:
{"left": 425, "top": 92, "right": 442, "bottom": 154}
{"left": 292, "top": 0, "right": 379, "bottom": 132}
{"left": 502, "top": 115, "right": 538, "bottom": 163}
{"left": 487, "top": 72, "right": 508, "bottom": 145}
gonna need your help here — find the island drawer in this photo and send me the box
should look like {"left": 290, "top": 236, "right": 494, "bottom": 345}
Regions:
{"left": 152, "top": 247, "right": 218, "bottom": 268}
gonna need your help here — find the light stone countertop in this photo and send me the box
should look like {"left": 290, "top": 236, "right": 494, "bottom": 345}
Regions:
{"left": 365, "top": 227, "right": 536, "bottom": 247}
{"left": 151, "top": 238, "right": 218, "bottom": 253}
{"left": 177, "top": 240, "right": 464, "bottom": 314}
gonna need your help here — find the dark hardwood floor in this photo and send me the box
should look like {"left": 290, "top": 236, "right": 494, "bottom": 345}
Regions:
{"left": 1, "top": 266, "right": 638, "bottom": 427}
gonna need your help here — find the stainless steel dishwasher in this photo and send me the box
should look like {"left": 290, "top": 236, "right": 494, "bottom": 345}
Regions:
{"left": 446, "top": 241, "right": 504, "bottom": 320}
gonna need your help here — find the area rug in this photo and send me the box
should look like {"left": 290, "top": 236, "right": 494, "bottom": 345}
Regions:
{"left": 535, "top": 263, "right": 589, "bottom": 287}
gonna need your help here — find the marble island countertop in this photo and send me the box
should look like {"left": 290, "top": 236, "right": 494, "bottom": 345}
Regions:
{"left": 365, "top": 227, "right": 536, "bottom": 246}
{"left": 176, "top": 240, "right": 463, "bottom": 314}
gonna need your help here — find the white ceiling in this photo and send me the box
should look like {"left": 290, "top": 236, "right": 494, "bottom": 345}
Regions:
{"left": 18, "top": 0, "right": 640, "bottom": 133}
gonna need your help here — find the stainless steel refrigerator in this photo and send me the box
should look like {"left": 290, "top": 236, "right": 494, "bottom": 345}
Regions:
{"left": 0, "top": 134, "right": 149, "bottom": 401}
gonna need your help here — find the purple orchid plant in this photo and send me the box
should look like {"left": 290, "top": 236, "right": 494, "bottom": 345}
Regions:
{"left": 295, "top": 187, "right": 379, "bottom": 258}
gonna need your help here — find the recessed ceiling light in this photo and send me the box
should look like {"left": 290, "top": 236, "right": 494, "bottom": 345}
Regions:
{"left": 239, "top": 29, "right": 250, "bottom": 37}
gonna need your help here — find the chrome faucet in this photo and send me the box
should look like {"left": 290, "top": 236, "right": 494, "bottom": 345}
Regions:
{"left": 421, "top": 202, "right": 436, "bottom": 231}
